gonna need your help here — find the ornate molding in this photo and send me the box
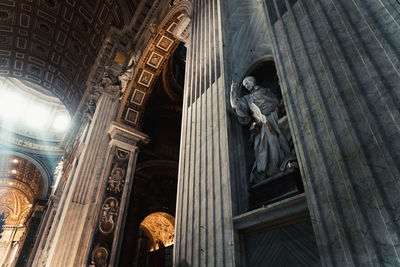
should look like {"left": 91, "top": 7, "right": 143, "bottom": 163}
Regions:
{"left": 116, "top": 1, "right": 192, "bottom": 129}
{"left": 0, "top": 0, "right": 135, "bottom": 114}
{"left": 88, "top": 122, "right": 148, "bottom": 266}
{"left": 107, "top": 122, "right": 149, "bottom": 155}
{"left": 88, "top": 146, "right": 130, "bottom": 266}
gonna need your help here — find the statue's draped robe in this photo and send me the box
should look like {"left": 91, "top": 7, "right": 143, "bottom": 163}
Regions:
{"left": 232, "top": 86, "right": 291, "bottom": 184}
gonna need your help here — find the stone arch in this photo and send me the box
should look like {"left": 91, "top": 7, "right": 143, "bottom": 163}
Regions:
{"left": 0, "top": 189, "right": 31, "bottom": 225}
{"left": 117, "top": 0, "right": 192, "bottom": 129}
{"left": 239, "top": 57, "right": 282, "bottom": 99}
{"left": 0, "top": 154, "right": 44, "bottom": 265}
{"left": 159, "top": 1, "right": 192, "bottom": 28}
{"left": 239, "top": 55, "right": 275, "bottom": 81}
{"left": 135, "top": 160, "right": 178, "bottom": 176}
{"left": 0, "top": 150, "right": 50, "bottom": 198}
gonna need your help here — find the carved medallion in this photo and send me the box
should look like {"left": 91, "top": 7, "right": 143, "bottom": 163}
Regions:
{"left": 99, "top": 197, "right": 119, "bottom": 234}
{"left": 90, "top": 246, "right": 108, "bottom": 267}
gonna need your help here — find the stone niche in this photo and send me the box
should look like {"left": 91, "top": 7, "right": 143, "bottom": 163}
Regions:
{"left": 236, "top": 60, "right": 304, "bottom": 210}
{"left": 232, "top": 60, "right": 321, "bottom": 267}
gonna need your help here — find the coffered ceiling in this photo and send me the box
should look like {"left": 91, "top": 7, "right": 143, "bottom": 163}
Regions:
{"left": 0, "top": 154, "right": 44, "bottom": 203}
{"left": 0, "top": 0, "right": 139, "bottom": 114}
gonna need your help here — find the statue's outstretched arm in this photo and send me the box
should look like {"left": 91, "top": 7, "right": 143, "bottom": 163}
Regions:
{"left": 230, "top": 81, "right": 251, "bottom": 125}
{"left": 230, "top": 81, "right": 239, "bottom": 109}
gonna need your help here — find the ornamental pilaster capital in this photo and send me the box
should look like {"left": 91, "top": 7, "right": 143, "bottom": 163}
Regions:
{"left": 107, "top": 122, "right": 149, "bottom": 152}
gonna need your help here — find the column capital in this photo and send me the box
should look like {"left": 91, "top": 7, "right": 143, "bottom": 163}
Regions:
{"left": 107, "top": 122, "right": 149, "bottom": 152}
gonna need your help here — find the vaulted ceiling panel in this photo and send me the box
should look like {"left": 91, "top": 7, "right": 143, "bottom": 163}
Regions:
{"left": 0, "top": 0, "right": 139, "bottom": 114}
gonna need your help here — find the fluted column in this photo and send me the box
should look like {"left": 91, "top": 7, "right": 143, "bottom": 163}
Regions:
{"left": 45, "top": 89, "right": 120, "bottom": 267}
{"left": 174, "top": 0, "right": 236, "bottom": 266}
{"left": 264, "top": 0, "right": 400, "bottom": 266}
{"left": 31, "top": 147, "right": 83, "bottom": 266}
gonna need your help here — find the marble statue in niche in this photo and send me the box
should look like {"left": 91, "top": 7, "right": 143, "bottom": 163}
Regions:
{"left": 231, "top": 76, "right": 297, "bottom": 185}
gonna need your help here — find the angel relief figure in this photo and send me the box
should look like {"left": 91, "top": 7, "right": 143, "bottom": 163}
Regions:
{"left": 100, "top": 198, "right": 119, "bottom": 234}
{"left": 230, "top": 76, "right": 296, "bottom": 185}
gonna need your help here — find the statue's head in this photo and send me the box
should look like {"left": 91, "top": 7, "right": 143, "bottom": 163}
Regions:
{"left": 243, "top": 76, "right": 256, "bottom": 91}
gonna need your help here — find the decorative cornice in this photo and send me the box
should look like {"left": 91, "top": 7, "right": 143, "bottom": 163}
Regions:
{"left": 107, "top": 122, "right": 149, "bottom": 152}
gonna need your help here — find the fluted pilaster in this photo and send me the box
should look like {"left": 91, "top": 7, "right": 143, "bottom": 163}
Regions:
{"left": 174, "top": 0, "right": 236, "bottom": 266}
{"left": 264, "top": 0, "right": 400, "bottom": 265}
{"left": 45, "top": 91, "right": 120, "bottom": 267}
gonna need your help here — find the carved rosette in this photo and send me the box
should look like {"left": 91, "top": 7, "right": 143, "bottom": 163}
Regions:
{"left": 89, "top": 147, "right": 130, "bottom": 266}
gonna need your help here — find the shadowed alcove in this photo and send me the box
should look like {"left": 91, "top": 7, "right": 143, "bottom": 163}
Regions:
{"left": 118, "top": 43, "right": 186, "bottom": 267}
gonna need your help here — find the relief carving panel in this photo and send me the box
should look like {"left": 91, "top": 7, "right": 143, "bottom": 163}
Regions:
{"left": 89, "top": 147, "right": 131, "bottom": 266}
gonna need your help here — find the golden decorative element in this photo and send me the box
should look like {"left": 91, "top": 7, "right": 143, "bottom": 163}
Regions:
{"left": 0, "top": 154, "right": 44, "bottom": 236}
{"left": 114, "top": 52, "right": 127, "bottom": 65}
{"left": 0, "top": 154, "right": 44, "bottom": 200}
{"left": 117, "top": 1, "right": 192, "bottom": 129}
{"left": 140, "top": 212, "right": 175, "bottom": 251}
{"left": 146, "top": 51, "right": 164, "bottom": 69}
{"left": 0, "top": 189, "right": 31, "bottom": 225}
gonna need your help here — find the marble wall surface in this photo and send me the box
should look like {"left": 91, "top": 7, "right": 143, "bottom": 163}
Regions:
{"left": 173, "top": 0, "right": 236, "bottom": 266}
{"left": 175, "top": 0, "right": 400, "bottom": 266}
{"left": 265, "top": 0, "right": 400, "bottom": 265}
{"left": 243, "top": 219, "right": 320, "bottom": 267}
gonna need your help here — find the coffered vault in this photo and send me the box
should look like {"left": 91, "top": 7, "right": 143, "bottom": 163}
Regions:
{"left": 0, "top": 154, "right": 45, "bottom": 266}
{"left": 0, "top": 0, "right": 139, "bottom": 113}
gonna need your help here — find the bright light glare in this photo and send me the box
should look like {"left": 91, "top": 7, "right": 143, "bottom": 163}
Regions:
{"left": 0, "top": 80, "right": 70, "bottom": 133}
{"left": 0, "top": 91, "right": 25, "bottom": 120}
{"left": 24, "top": 105, "right": 48, "bottom": 128}
{"left": 53, "top": 113, "right": 70, "bottom": 131}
